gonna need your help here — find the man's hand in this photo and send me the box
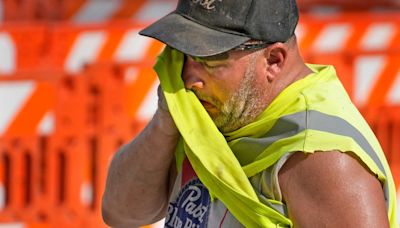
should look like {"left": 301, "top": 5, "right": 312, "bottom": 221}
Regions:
{"left": 155, "top": 85, "right": 179, "bottom": 137}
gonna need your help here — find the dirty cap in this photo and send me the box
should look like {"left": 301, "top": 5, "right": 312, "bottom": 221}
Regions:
{"left": 139, "top": 0, "right": 299, "bottom": 57}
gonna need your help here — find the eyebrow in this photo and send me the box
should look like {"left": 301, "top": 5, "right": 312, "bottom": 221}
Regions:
{"left": 190, "top": 52, "right": 230, "bottom": 62}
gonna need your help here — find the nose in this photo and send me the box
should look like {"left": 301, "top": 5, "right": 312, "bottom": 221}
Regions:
{"left": 182, "top": 57, "right": 205, "bottom": 90}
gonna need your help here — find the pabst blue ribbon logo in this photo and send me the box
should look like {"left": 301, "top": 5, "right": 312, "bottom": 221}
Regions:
{"left": 191, "top": 0, "right": 223, "bottom": 10}
{"left": 165, "top": 179, "right": 210, "bottom": 228}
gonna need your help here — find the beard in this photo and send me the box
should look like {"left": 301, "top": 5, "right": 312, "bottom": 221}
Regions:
{"left": 195, "top": 54, "right": 266, "bottom": 133}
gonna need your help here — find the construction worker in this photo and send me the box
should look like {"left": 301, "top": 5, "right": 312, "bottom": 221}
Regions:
{"left": 102, "top": 0, "right": 398, "bottom": 227}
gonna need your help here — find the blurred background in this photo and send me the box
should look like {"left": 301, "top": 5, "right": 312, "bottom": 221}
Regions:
{"left": 0, "top": 0, "right": 399, "bottom": 227}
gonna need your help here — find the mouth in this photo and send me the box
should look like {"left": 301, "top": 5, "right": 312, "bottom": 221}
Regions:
{"left": 193, "top": 91, "right": 219, "bottom": 112}
{"left": 199, "top": 99, "right": 216, "bottom": 110}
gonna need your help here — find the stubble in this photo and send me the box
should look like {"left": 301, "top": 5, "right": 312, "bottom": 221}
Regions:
{"left": 213, "top": 53, "right": 265, "bottom": 133}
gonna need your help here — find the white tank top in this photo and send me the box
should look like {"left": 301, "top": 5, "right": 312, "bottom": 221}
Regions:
{"left": 164, "top": 154, "right": 291, "bottom": 228}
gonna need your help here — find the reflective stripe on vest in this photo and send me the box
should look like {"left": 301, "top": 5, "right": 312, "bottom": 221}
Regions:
{"left": 232, "top": 110, "right": 390, "bottom": 210}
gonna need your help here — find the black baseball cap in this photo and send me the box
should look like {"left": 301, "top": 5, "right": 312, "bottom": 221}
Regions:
{"left": 139, "top": 0, "right": 299, "bottom": 57}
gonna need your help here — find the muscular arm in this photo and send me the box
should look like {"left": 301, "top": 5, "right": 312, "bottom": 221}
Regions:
{"left": 102, "top": 87, "right": 179, "bottom": 227}
{"left": 279, "top": 151, "right": 389, "bottom": 228}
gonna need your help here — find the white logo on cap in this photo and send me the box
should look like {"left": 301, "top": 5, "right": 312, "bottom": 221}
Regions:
{"left": 192, "top": 0, "right": 223, "bottom": 10}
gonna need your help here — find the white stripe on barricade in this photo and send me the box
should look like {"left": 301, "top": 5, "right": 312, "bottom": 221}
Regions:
{"left": 134, "top": 0, "right": 176, "bottom": 22}
{"left": 73, "top": 0, "right": 122, "bottom": 23}
{"left": 0, "top": 33, "right": 15, "bottom": 75}
{"left": 124, "top": 67, "right": 140, "bottom": 84}
{"left": 0, "top": 81, "right": 35, "bottom": 136}
{"left": 360, "top": 23, "right": 396, "bottom": 51}
{"left": 0, "top": 224, "right": 24, "bottom": 228}
{"left": 295, "top": 23, "right": 306, "bottom": 44}
{"left": 136, "top": 79, "right": 159, "bottom": 122}
{"left": 354, "top": 56, "right": 386, "bottom": 106}
{"left": 80, "top": 182, "right": 93, "bottom": 207}
{"left": 114, "top": 29, "right": 152, "bottom": 62}
{"left": 387, "top": 71, "right": 400, "bottom": 105}
{"left": 313, "top": 24, "right": 351, "bottom": 53}
{"left": 64, "top": 31, "right": 107, "bottom": 73}
{"left": 37, "top": 111, "right": 55, "bottom": 135}
{"left": 0, "top": 184, "right": 5, "bottom": 211}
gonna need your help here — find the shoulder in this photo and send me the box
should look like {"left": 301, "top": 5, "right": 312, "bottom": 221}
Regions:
{"left": 278, "top": 151, "right": 389, "bottom": 227}
{"left": 279, "top": 151, "right": 382, "bottom": 198}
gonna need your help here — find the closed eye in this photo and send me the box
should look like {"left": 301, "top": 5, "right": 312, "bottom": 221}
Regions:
{"left": 202, "top": 61, "right": 224, "bottom": 69}
{"left": 187, "top": 55, "right": 227, "bottom": 70}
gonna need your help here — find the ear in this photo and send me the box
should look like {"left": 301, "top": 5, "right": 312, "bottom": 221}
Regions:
{"left": 263, "top": 43, "right": 288, "bottom": 83}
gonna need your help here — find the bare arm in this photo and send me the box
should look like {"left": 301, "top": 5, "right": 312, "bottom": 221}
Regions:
{"left": 279, "top": 151, "right": 389, "bottom": 228}
{"left": 102, "top": 87, "right": 179, "bottom": 227}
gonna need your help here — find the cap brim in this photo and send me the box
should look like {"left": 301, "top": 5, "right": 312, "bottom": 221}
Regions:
{"left": 139, "top": 13, "right": 250, "bottom": 57}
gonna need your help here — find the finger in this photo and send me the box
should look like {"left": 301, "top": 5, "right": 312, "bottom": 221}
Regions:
{"left": 157, "top": 85, "right": 168, "bottom": 111}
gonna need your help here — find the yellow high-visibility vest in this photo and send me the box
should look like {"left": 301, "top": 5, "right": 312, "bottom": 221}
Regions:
{"left": 155, "top": 47, "right": 398, "bottom": 227}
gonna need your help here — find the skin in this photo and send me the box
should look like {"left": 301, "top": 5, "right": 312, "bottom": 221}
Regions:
{"left": 102, "top": 36, "right": 390, "bottom": 227}
{"left": 279, "top": 151, "right": 389, "bottom": 228}
{"left": 183, "top": 49, "right": 267, "bottom": 133}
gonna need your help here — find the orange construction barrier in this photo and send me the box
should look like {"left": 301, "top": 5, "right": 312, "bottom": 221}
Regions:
{"left": 0, "top": 10, "right": 400, "bottom": 228}
{"left": 298, "top": 0, "right": 400, "bottom": 10}
{"left": 2, "top": 0, "right": 38, "bottom": 21}
{"left": 2, "top": 0, "right": 175, "bottom": 22}
{"left": 0, "top": 136, "right": 40, "bottom": 222}
{"left": 299, "top": 13, "right": 400, "bottom": 107}
{"left": 0, "top": 24, "right": 48, "bottom": 74}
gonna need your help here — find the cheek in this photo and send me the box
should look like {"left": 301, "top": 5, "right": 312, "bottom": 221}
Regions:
{"left": 212, "top": 69, "right": 245, "bottom": 101}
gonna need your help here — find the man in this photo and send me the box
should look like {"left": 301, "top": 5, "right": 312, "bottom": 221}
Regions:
{"left": 102, "top": 0, "right": 398, "bottom": 227}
